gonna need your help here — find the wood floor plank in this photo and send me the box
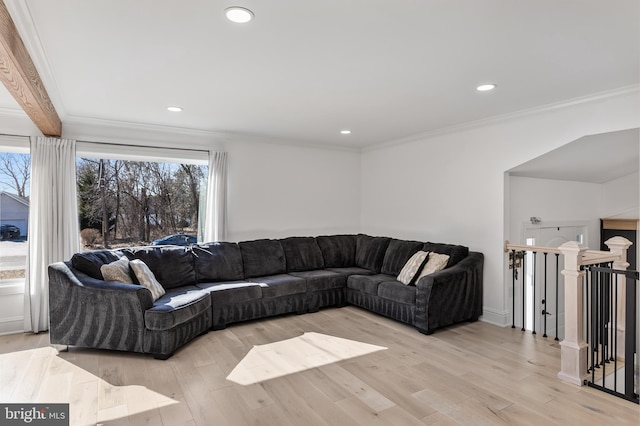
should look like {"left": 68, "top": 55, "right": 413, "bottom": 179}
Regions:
{"left": 0, "top": 308, "right": 638, "bottom": 425}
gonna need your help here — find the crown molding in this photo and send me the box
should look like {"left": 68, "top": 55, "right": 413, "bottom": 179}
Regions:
{"left": 223, "top": 131, "right": 362, "bottom": 153}
{"left": 61, "top": 115, "right": 229, "bottom": 151}
{"left": 363, "top": 84, "right": 640, "bottom": 153}
{"left": 62, "top": 115, "right": 361, "bottom": 153}
{"left": 0, "top": 106, "right": 28, "bottom": 118}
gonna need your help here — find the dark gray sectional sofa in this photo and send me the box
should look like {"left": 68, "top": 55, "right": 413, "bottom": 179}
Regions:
{"left": 48, "top": 234, "right": 483, "bottom": 359}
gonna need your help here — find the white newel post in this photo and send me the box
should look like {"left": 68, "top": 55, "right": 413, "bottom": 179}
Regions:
{"left": 557, "top": 241, "right": 588, "bottom": 386}
{"left": 604, "top": 236, "right": 633, "bottom": 361}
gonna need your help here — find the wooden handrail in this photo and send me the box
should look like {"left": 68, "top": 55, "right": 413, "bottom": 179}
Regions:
{"left": 504, "top": 241, "right": 621, "bottom": 266}
{"left": 504, "top": 241, "right": 562, "bottom": 255}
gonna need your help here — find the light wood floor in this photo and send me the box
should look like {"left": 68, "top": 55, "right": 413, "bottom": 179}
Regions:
{"left": 1, "top": 307, "right": 638, "bottom": 425}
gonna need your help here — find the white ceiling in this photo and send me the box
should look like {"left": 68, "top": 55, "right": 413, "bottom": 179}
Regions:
{"left": 1, "top": 0, "right": 639, "bottom": 148}
{"left": 508, "top": 128, "right": 639, "bottom": 184}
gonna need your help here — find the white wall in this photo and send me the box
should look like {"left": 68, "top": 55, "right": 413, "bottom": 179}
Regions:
{"left": 508, "top": 176, "right": 601, "bottom": 249}
{"left": 600, "top": 171, "right": 639, "bottom": 219}
{"left": 600, "top": 171, "right": 640, "bottom": 268}
{"left": 361, "top": 89, "right": 640, "bottom": 326}
{"left": 0, "top": 282, "right": 24, "bottom": 335}
{"left": 225, "top": 140, "right": 361, "bottom": 241}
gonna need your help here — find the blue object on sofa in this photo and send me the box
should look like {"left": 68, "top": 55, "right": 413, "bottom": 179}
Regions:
{"left": 48, "top": 234, "right": 483, "bottom": 359}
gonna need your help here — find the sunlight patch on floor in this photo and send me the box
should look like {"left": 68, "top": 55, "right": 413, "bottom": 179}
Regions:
{"left": 226, "top": 332, "right": 387, "bottom": 385}
{"left": 0, "top": 346, "right": 178, "bottom": 425}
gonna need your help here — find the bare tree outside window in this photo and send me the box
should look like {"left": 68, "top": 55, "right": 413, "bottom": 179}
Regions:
{"left": 0, "top": 152, "right": 30, "bottom": 281}
{"left": 0, "top": 153, "right": 30, "bottom": 198}
{"left": 77, "top": 157, "right": 207, "bottom": 250}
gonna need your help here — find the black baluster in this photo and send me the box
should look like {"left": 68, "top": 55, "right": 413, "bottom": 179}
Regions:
{"left": 532, "top": 251, "right": 537, "bottom": 335}
{"left": 613, "top": 270, "right": 618, "bottom": 394}
{"left": 512, "top": 249, "right": 516, "bottom": 329}
{"left": 591, "top": 271, "right": 600, "bottom": 372}
{"left": 543, "top": 252, "right": 548, "bottom": 338}
{"left": 555, "top": 253, "right": 560, "bottom": 341}
{"left": 522, "top": 250, "right": 526, "bottom": 332}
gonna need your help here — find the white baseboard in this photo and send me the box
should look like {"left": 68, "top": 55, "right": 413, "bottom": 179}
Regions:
{"left": 0, "top": 316, "right": 24, "bottom": 335}
{"left": 480, "top": 307, "right": 510, "bottom": 327}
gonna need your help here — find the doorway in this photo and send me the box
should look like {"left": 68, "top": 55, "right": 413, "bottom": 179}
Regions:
{"left": 519, "top": 222, "right": 588, "bottom": 338}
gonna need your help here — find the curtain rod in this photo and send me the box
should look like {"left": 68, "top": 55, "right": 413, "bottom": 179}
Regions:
{"left": 0, "top": 133, "right": 211, "bottom": 154}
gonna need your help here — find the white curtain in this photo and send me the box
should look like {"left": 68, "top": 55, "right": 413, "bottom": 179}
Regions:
{"left": 203, "top": 151, "right": 228, "bottom": 242}
{"left": 24, "top": 137, "right": 80, "bottom": 333}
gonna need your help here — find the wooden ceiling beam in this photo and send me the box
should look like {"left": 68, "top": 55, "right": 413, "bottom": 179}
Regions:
{"left": 0, "top": 1, "right": 61, "bottom": 137}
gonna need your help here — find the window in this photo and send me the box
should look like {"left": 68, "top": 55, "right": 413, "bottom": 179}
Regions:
{"left": 75, "top": 143, "right": 208, "bottom": 251}
{"left": 0, "top": 142, "right": 30, "bottom": 282}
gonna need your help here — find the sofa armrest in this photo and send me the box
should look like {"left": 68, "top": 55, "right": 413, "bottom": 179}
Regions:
{"left": 414, "top": 252, "right": 483, "bottom": 334}
{"left": 48, "top": 262, "right": 154, "bottom": 353}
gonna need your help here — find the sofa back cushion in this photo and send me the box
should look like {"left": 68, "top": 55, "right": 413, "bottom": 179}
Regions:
{"left": 280, "top": 237, "right": 325, "bottom": 272}
{"left": 422, "top": 242, "right": 469, "bottom": 268}
{"left": 239, "top": 239, "right": 286, "bottom": 278}
{"left": 121, "top": 246, "right": 196, "bottom": 289}
{"left": 71, "top": 250, "right": 122, "bottom": 280}
{"left": 193, "top": 243, "right": 244, "bottom": 282}
{"left": 315, "top": 234, "right": 357, "bottom": 268}
{"left": 381, "top": 239, "right": 424, "bottom": 276}
{"left": 355, "top": 234, "right": 391, "bottom": 273}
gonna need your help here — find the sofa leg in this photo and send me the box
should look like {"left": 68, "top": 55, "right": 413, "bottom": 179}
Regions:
{"left": 416, "top": 327, "right": 434, "bottom": 336}
{"left": 153, "top": 352, "right": 173, "bottom": 360}
{"left": 211, "top": 324, "right": 226, "bottom": 331}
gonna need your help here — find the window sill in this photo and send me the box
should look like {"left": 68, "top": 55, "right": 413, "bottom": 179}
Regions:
{"left": 0, "top": 279, "right": 25, "bottom": 296}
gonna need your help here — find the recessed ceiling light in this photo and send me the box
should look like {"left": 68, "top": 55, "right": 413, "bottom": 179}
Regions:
{"left": 225, "top": 7, "right": 254, "bottom": 23}
{"left": 340, "top": 130, "right": 352, "bottom": 135}
{"left": 476, "top": 84, "right": 496, "bottom": 92}
{"left": 167, "top": 106, "right": 183, "bottom": 112}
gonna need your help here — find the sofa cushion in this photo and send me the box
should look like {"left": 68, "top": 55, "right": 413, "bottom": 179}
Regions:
{"left": 144, "top": 286, "right": 211, "bottom": 331}
{"left": 71, "top": 250, "right": 122, "bottom": 280}
{"left": 289, "top": 270, "right": 346, "bottom": 291}
{"left": 239, "top": 239, "right": 286, "bottom": 278}
{"left": 396, "top": 250, "right": 429, "bottom": 285}
{"left": 316, "top": 234, "right": 356, "bottom": 268}
{"left": 378, "top": 281, "right": 417, "bottom": 305}
{"left": 422, "top": 242, "right": 469, "bottom": 267}
{"left": 247, "top": 274, "right": 306, "bottom": 298}
{"left": 196, "top": 281, "right": 263, "bottom": 304}
{"left": 122, "top": 246, "right": 196, "bottom": 289}
{"left": 381, "top": 239, "right": 424, "bottom": 276}
{"left": 280, "top": 237, "right": 325, "bottom": 272}
{"left": 326, "top": 266, "right": 375, "bottom": 277}
{"left": 193, "top": 243, "right": 244, "bottom": 282}
{"left": 130, "top": 259, "right": 166, "bottom": 301}
{"left": 355, "top": 234, "right": 391, "bottom": 272}
{"left": 347, "top": 274, "right": 393, "bottom": 295}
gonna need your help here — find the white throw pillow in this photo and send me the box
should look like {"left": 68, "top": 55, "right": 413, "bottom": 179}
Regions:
{"left": 129, "top": 259, "right": 166, "bottom": 301}
{"left": 100, "top": 257, "right": 134, "bottom": 284}
{"left": 414, "top": 252, "right": 450, "bottom": 282}
{"left": 397, "top": 251, "right": 429, "bottom": 285}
